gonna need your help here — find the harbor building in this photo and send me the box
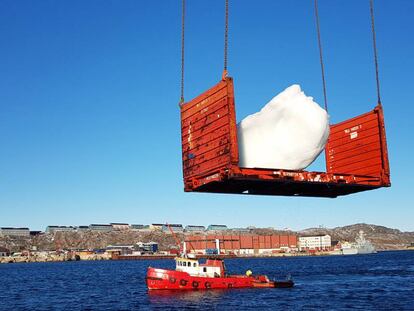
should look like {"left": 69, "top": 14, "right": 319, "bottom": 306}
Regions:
{"left": 136, "top": 242, "right": 158, "bottom": 253}
{"left": 149, "top": 224, "right": 164, "bottom": 231}
{"left": 89, "top": 224, "right": 113, "bottom": 232}
{"left": 298, "top": 234, "right": 332, "bottom": 251}
{"left": 163, "top": 224, "right": 184, "bottom": 233}
{"left": 46, "top": 226, "right": 75, "bottom": 233}
{"left": 0, "top": 227, "right": 30, "bottom": 237}
{"left": 131, "top": 224, "right": 144, "bottom": 230}
{"left": 185, "top": 225, "right": 206, "bottom": 232}
{"left": 185, "top": 234, "right": 298, "bottom": 255}
{"left": 207, "top": 224, "right": 228, "bottom": 232}
{"left": 76, "top": 226, "right": 90, "bottom": 231}
{"left": 0, "top": 247, "right": 10, "bottom": 256}
{"left": 110, "top": 223, "right": 130, "bottom": 230}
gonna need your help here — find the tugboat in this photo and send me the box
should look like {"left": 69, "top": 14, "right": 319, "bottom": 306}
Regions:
{"left": 146, "top": 255, "right": 293, "bottom": 290}
{"left": 146, "top": 225, "right": 293, "bottom": 290}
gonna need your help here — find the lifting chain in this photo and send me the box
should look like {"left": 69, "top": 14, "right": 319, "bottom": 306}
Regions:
{"left": 180, "top": 0, "right": 186, "bottom": 104}
{"left": 223, "top": 0, "right": 229, "bottom": 79}
{"left": 369, "top": 0, "right": 382, "bottom": 105}
{"left": 314, "top": 0, "right": 328, "bottom": 112}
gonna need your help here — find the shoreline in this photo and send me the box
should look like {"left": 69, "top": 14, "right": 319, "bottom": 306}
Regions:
{"left": 2, "top": 248, "right": 412, "bottom": 265}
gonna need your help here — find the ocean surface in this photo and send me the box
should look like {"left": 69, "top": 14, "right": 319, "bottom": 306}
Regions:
{"left": 1, "top": 250, "right": 413, "bottom": 310}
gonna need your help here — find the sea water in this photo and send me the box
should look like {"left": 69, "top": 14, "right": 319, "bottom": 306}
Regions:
{"left": 1, "top": 251, "right": 413, "bottom": 310}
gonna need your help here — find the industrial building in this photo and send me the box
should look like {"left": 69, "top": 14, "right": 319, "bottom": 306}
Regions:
{"left": 185, "top": 225, "right": 206, "bottom": 232}
{"left": 110, "top": 223, "right": 130, "bottom": 230}
{"left": 298, "top": 235, "right": 332, "bottom": 251}
{"left": 163, "top": 224, "right": 184, "bottom": 233}
{"left": 0, "top": 227, "right": 30, "bottom": 237}
{"left": 89, "top": 224, "right": 113, "bottom": 232}
{"left": 207, "top": 225, "right": 228, "bottom": 231}
{"left": 185, "top": 234, "right": 298, "bottom": 255}
{"left": 45, "top": 226, "right": 75, "bottom": 233}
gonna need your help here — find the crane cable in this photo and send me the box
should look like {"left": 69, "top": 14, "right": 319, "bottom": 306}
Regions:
{"left": 369, "top": 0, "right": 382, "bottom": 106}
{"left": 180, "top": 0, "right": 186, "bottom": 104}
{"left": 222, "top": 0, "right": 229, "bottom": 79}
{"left": 314, "top": 0, "right": 328, "bottom": 112}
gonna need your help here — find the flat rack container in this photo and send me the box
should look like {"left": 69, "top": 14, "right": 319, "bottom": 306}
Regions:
{"left": 180, "top": 77, "right": 390, "bottom": 198}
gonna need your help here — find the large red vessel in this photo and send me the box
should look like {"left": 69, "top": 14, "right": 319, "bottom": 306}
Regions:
{"left": 146, "top": 255, "right": 293, "bottom": 290}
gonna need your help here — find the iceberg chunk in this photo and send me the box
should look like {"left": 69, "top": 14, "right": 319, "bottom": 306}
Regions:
{"left": 237, "top": 85, "right": 330, "bottom": 170}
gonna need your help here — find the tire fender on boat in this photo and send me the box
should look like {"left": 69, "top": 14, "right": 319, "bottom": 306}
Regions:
{"left": 205, "top": 281, "right": 211, "bottom": 288}
{"left": 192, "top": 281, "right": 199, "bottom": 288}
{"left": 179, "top": 279, "right": 188, "bottom": 286}
{"left": 228, "top": 283, "right": 233, "bottom": 288}
{"left": 169, "top": 277, "right": 176, "bottom": 284}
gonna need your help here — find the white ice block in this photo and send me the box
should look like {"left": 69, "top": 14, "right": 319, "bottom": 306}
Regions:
{"left": 237, "top": 85, "right": 329, "bottom": 170}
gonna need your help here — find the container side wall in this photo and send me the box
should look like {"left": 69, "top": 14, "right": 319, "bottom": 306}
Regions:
{"left": 326, "top": 105, "right": 390, "bottom": 185}
{"left": 180, "top": 78, "right": 239, "bottom": 190}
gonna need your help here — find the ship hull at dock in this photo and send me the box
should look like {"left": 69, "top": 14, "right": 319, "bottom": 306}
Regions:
{"left": 146, "top": 267, "right": 253, "bottom": 290}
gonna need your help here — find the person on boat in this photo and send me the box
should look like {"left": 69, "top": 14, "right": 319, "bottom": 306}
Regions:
{"left": 246, "top": 269, "right": 253, "bottom": 277}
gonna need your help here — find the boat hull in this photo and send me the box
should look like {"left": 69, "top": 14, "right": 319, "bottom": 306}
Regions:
{"left": 147, "top": 267, "right": 253, "bottom": 290}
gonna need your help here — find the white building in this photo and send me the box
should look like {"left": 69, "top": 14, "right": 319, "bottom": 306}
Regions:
{"left": 110, "top": 223, "right": 130, "bottom": 230}
{"left": 0, "top": 227, "right": 30, "bottom": 237}
{"left": 299, "top": 235, "right": 331, "bottom": 251}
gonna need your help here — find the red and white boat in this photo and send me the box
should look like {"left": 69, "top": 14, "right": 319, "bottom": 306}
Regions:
{"left": 146, "top": 254, "right": 293, "bottom": 290}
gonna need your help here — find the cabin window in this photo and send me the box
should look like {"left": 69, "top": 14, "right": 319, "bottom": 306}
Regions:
{"left": 203, "top": 267, "right": 207, "bottom": 272}
{"left": 193, "top": 263, "right": 196, "bottom": 267}
{"left": 188, "top": 262, "right": 191, "bottom": 267}
{"left": 183, "top": 262, "right": 186, "bottom": 266}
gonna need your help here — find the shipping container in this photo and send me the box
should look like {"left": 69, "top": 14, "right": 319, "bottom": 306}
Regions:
{"left": 240, "top": 235, "right": 253, "bottom": 249}
{"left": 180, "top": 77, "right": 390, "bottom": 198}
{"left": 271, "top": 235, "right": 280, "bottom": 248}
{"left": 231, "top": 235, "right": 241, "bottom": 250}
{"left": 265, "top": 236, "right": 272, "bottom": 249}
{"left": 280, "top": 235, "right": 289, "bottom": 247}
{"left": 288, "top": 235, "right": 297, "bottom": 247}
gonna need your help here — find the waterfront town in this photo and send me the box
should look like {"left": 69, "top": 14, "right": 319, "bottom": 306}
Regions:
{"left": 1, "top": 223, "right": 413, "bottom": 264}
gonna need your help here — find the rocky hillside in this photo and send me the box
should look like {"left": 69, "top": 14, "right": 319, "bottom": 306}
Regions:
{"left": 1, "top": 224, "right": 413, "bottom": 252}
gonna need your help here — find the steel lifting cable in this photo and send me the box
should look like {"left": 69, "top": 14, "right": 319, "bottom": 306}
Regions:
{"left": 180, "top": 0, "right": 186, "bottom": 104}
{"left": 314, "top": 0, "right": 328, "bottom": 112}
{"left": 223, "top": 0, "right": 229, "bottom": 79}
{"left": 369, "top": 0, "right": 382, "bottom": 105}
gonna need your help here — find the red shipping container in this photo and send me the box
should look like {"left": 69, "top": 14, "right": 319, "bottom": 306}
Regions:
{"left": 288, "top": 235, "right": 297, "bottom": 247}
{"left": 280, "top": 235, "right": 289, "bottom": 247}
{"left": 223, "top": 235, "right": 232, "bottom": 250}
{"left": 271, "top": 235, "right": 280, "bottom": 248}
{"left": 240, "top": 235, "right": 253, "bottom": 249}
{"left": 265, "top": 236, "right": 272, "bottom": 249}
{"left": 231, "top": 235, "right": 240, "bottom": 250}
{"left": 253, "top": 236, "right": 260, "bottom": 250}
{"left": 206, "top": 235, "right": 216, "bottom": 249}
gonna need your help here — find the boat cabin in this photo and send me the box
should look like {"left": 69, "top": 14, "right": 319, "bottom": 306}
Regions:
{"left": 175, "top": 257, "right": 225, "bottom": 278}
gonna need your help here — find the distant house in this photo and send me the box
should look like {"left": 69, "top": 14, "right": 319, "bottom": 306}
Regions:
{"left": 136, "top": 242, "right": 158, "bottom": 253}
{"left": 110, "top": 223, "right": 130, "bottom": 231}
{"left": 0, "top": 227, "right": 30, "bottom": 237}
{"left": 163, "top": 224, "right": 184, "bottom": 233}
{"left": 207, "top": 225, "right": 228, "bottom": 232}
{"left": 45, "top": 226, "right": 75, "bottom": 234}
{"left": 89, "top": 224, "right": 113, "bottom": 232}
{"left": 185, "top": 225, "right": 206, "bottom": 232}
{"left": 106, "top": 245, "right": 134, "bottom": 255}
{"left": 149, "top": 224, "right": 164, "bottom": 231}
{"left": 231, "top": 228, "right": 251, "bottom": 233}
{"left": 131, "top": 224, "right": 144, "bottom": 230}
{"left": 76, "top": 226, "right": 90, "bottom": 232}
{"left": 0, "top": 247, "right": 10, "bottom": 257}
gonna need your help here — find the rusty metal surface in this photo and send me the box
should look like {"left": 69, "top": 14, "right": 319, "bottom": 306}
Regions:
{"left": 326, "top": 104, "right": 390, "bottom": 185}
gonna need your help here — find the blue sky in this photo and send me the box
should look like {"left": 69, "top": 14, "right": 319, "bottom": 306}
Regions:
{"left": 0, "top": 0, "right": 413, "bottom": 231}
